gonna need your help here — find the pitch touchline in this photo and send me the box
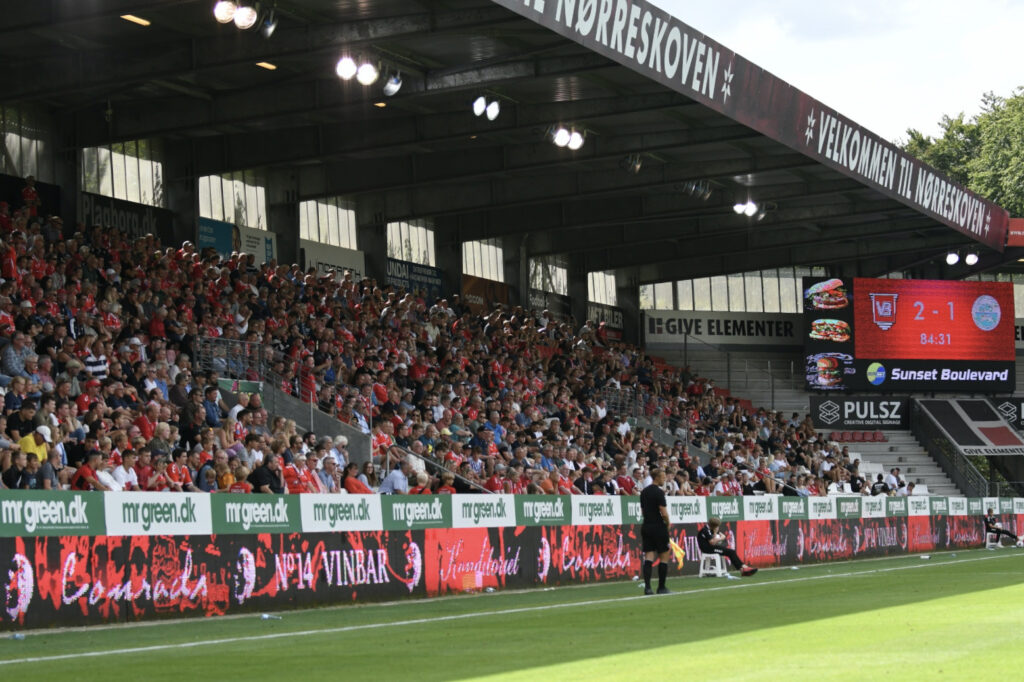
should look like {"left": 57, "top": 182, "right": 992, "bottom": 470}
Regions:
{"left": 0, "top": 552, "right": 1018, "bottom": 667}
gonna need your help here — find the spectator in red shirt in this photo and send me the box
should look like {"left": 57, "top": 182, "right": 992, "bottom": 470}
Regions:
{"left": 341, "top": 462, "right": 373, "bottom": 494}
{"left": 70, "top": 451, "right": 108, "bottom": 491}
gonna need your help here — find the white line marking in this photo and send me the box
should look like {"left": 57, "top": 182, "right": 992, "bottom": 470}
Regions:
{"left": 1, "top": 551, "right": 1019, "bottom": 667}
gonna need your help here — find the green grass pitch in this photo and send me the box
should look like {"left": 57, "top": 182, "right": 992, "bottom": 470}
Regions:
{"left": 2, "top": 549, "right": 1022, "bottom": 680}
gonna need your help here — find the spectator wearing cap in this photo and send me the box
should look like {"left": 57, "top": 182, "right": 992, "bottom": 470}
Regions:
{"left": 18, "top": 424, "right": 52, "bottom": 463}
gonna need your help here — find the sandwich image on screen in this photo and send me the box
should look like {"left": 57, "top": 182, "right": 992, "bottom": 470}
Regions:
{"left": 815, "top": 356, "right": 842, "bottom": 386}
{"left": 804, "top": 279, "right": 848, "bottom": 309}
{"left": 809, "top": 318, "right": 851, "bottom": 342}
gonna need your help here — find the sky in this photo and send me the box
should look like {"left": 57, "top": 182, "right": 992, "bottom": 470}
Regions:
{"left": 650, "top": 0, "right": 1024, "bottom": 142}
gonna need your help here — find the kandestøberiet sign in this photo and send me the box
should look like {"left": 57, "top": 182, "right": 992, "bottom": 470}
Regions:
{"left": 810, "top": 396, "right": 909, "bottom": 430}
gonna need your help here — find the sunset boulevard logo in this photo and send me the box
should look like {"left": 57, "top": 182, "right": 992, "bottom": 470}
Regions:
{"left": 382, "top": 495, "right": 451, "bottom": 530}
{"left": 301, "top": 494, "right": 382, "bottom": 532}
{"left": 570, "top": 495, "right": 621, "bottom": 526}
{"left": 0, "top": 491, "right": 101, "bottom": 536}
{"left": 516, "top": 495, "right": 570, "bottom": 526}
{"left": 104, "top": 492, "right": 212, "bottom": 535}
{"left": 213, "top": 495, "right": 299, "bottom": 534}
{"left": 452, "top": 494, "right": 516, "bottom": 528}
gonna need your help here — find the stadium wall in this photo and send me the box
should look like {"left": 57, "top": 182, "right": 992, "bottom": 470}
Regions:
{"left": 1, "top": 492, "right": 1019, "bottom": 630}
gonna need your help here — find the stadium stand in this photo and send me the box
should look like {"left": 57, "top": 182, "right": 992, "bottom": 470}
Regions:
{"left": 0, "top": 180, "right": 939, "bottom": 500}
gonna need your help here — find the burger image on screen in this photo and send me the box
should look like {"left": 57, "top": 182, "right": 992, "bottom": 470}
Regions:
{"left": 804, "top": 279, "right": 848, "bottom": 309}
{"left": 809, "top": 318, "right": 851, "bottom": 342}
{"left": 816, "top": 357, "right": 842, "bottom": 386}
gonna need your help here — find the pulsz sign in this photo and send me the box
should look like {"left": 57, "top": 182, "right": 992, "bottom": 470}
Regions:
{"left": 809, "top": 396, "right": 908, "bottom": 430}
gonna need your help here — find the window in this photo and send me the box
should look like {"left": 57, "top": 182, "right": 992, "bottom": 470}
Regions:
{"left": 588, "top": 271, "right": 617, "bottom": 306}
{"left": 530, "top": 255, "right": 567, "bottom": 295}
{"left": 81, "top": 139, "right": 164, "bottom": 207}
{"left": 645, "top": 266, "right": 829, "bottom": 312}
{"left": 299, "top": 197, "right": 357, "bottom": 249}
{"left": 199, "top": 171, "right": 266, "bottom": 229}
{"left": 1, "top": 105, "right": 54, "bottom": 182}
{"left": 462, "top": 239, "right": 504, "bottom": 282}
{"left": 386, "top": 219, "right": 435, "bottom": 266}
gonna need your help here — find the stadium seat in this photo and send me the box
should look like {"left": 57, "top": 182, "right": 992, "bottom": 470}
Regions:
{"left": 851, "top": 431, "right": 864, "bottom": 442}
{"left": 986, "top": 533, "right": 1002, "bottom": 549}
{"left": 873, "top": 431, "right": 887, "bottom": 443}
{"left": 840, "top": 431, "right": 852, "bottom": 442}
{"left": 698, "top": 553, "right": 729, "bottom": 578}
{"left": 861, "top": 431, "right": 875, "bottom": 443}
{"left": 830, "top": 431, "right": 841, "bottom": 442}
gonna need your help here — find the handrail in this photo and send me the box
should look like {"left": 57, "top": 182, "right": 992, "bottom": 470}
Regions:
{"left": 910, "top": 400, "right": 988, "bottom": 497}
{"left": 391, "top": 445, "right": 492, "bottom": 494}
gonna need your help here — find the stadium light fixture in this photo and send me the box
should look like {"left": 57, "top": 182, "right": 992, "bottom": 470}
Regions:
{"left": 965, "top": 252, "right": 979, "bottom": 266}
{"left": 382, "top": 73, "right": 402, "bottom": 96}
{"left": 567, "top": 130, "right": 584, "bottom": 150}
{"left": 336, "top": 56, "right": 357, "bottom": 80}
{"left": 255, "top": 61, "right": 277, "bottom": 70}
{"left": 233, "top": 3, "right": 259, "bottom": 29}
{"left": 734, "top": 200, "right": 758, "bottom": 216}
{"left": 472, "top": 96, "right": 487, "bottom": 117}
{"left": 621, "top": 153, "right": 642, "bottom": 175}
{"left": 945, "top": 252, "right": 960, "bottom": 265}
{"left": 213, "top": 1, "right": 237, "bottom": 23}
{"left": 261, "top": 9, "right": 278, "bottom": 38}
{"left": 485, "top": 100, "right": 500, "bottom": 121}
{"left": 552, "top": 127, "right": 571, "bottom": 147}
{"left": 356, "top": 62, "right": 380, "bottom": 86}
{"left": 120, "top": 14, "right": 151, "bottom": 26}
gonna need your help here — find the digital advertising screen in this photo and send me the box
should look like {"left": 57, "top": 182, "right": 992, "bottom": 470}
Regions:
{"left": 803, "top": 277, "right": 1014, "bottom": 393}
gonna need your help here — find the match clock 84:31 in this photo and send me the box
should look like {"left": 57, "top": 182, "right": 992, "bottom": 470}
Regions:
{"left": 853, "top": 278, "right": 1015, "bottom": 362}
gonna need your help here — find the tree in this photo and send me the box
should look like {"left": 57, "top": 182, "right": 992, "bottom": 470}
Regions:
{"left": 903, "top": 87, "right": 1024, "bottom": 216}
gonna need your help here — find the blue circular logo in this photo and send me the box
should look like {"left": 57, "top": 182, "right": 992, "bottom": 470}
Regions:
{"left": 972, "top": 294, "right": 1001, "bottom": 331}
{"left": 866, "top": 362, "right": 886, "bottom": 385}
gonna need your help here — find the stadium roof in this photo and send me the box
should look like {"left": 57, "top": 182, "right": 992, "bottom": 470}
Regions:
{"left": 3, "top": 0, "right": 1020, "bottom": 283}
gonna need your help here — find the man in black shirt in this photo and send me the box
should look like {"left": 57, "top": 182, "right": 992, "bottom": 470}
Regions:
{"left": 639, "top": 468, "right": 672, "bottom": 595}
{"left": 984, "top": 508, "right": 1019, "bottom": 546}
{"left": 697, "top": 516, "right": 758, "bottom": 577}
{"left": 248, "top": 454, "right": 284, "bottom": 494}
{"left": 870, "top": 474, "right": 889, "bottom": 496}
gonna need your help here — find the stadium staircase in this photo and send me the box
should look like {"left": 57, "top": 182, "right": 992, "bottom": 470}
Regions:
{"left": 639, "top": 347, "right": 965, "bottom": 495}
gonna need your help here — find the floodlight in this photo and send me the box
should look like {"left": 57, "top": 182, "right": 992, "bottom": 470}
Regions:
{"left": 336, "top": 57, "right": 357, "bottom": 80}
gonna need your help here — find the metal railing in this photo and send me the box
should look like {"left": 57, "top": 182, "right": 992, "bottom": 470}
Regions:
{"left": 194, "top": 336, "right": 371, "bottom": 465}
{"left": 911, "top": 400, "right": 988, "bottom": 497}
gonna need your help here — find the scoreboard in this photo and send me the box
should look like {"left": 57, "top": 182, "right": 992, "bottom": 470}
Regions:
{"left": 803, "top": 277, "right": 1014, "bottom": 392}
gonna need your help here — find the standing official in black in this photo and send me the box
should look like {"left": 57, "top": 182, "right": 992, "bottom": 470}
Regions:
{"left": 640, "top": 468, "right": 671, "bottom": 595}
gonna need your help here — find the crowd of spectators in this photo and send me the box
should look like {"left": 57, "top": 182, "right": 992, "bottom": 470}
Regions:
{"left": 0, "top": 176, "right": 903, "bottom": 498}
